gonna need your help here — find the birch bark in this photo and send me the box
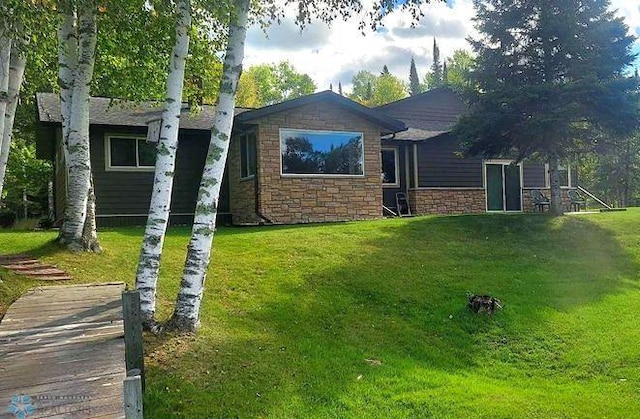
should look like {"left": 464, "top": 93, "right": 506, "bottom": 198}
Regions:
{"left": 136, "top": 0, "right": 192, "bottom": 327}
{"left": 170, "top": 0, "right": 250, "bottom": 331}
{"left": 58, "top": 5, "right": 100, "bottom": 251}
{"left": 0, "top": 36, "right": 11, "bottom": 199}
{"left": 0, "top": 43, "right": 25, "bottom": 200}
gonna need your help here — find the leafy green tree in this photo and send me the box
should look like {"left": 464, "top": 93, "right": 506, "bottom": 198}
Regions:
{"left": 349, "top": 70, "right": 377, "bottom": 105}
{"left": 444, "top": 49, "right": 474, "bottom": 90}
{"left": 349, "top": 69, "right": 406, "bottom": 106}
{"left": 409, "top": 56, "right": 421, "bottom": 96}
{"left": 455, "top": 0, "right": 639, "bottom": 215}
{"left": 236, "top": 61, "right": 316, "bottom": 107}
{"left": 372, "top": 73, "right": 407, "bottom": 106}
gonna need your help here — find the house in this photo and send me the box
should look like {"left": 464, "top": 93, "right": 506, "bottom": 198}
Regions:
{"left": 36, "top": 91, "right": 405, "bottom": 226}
{"left": 35, "top": 88, "right": 577, "bottom": 227}
{"left": 375, "top": 88, "right": 578, "bottom": 214}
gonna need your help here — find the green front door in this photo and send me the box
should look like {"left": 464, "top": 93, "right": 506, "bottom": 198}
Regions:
{"left": 486, "top": 163, "right": 522, "bottom": 211}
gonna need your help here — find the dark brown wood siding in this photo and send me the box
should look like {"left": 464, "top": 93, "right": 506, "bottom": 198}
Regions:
{"left": 523, "top": 164, "right": 546, "bottom": 188}
{"left": 416, "top": 135, "right": 483, "bottom": 188}
{"left": 89, "top": 125, "right": 229, "bottom": 225}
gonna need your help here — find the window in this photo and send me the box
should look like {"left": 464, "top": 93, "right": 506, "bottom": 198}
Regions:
{"left": 280, "top": 128, "right": 364, "bottom": 176}
{"left": 106, "top": 135, "right": 155, "bottom": 171}
{"left": 240, "top": 131, "right": 257, "bottom": 179}
{"left": 558, "top": 165, "right": 571, "bottom": 187}
{"left": 381, "top": 148, "right": 399, "bottom": 187}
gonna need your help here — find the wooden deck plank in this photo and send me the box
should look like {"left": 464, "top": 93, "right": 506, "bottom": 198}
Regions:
{"left": 0, "top": 283, "right": 127, "bottom": 418}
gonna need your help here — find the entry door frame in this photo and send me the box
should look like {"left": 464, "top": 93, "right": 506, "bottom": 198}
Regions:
{"left": 483, "top": 159, "right": 523, "bottom": 212}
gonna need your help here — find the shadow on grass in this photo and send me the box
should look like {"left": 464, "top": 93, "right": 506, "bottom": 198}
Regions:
{"left": 143, "top": 213, "right": 639, "bottom": 417}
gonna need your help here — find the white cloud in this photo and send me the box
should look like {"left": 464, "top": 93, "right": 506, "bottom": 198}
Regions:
{"left": 244, "top": 0, "right": 640, "bottom": 93}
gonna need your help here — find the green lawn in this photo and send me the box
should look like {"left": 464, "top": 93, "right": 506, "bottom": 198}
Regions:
{"left": 1, "top": 211, "right": 639, "bottom": 418}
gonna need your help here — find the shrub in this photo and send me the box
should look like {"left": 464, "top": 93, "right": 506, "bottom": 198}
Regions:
{"left": 0, "top": 208, "right": 17, "bottom": 228}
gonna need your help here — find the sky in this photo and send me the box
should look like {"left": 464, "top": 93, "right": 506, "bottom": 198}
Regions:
{"left": 243, "top": 0, "right": 640, "bottom": 93}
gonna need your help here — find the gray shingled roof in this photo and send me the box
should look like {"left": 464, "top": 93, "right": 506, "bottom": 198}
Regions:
{"left": 376, "top": 87, "right": 467, "bottom": 140}
{"left": 36, "top": 92, "right": 251, "bottom": 130}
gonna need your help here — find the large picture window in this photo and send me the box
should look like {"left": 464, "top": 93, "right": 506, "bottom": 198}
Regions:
{"left": 240, "top": 131, "right": 257, "bottom": 179}
{"left": 280, "top": 129, "right": 364, "bottom": 176}
{"left": 106, "top": 135, "right": 155, "bottom": 171}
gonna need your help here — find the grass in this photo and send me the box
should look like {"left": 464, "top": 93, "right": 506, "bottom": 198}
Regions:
{"left": 1, "top": 211, "right": 639, "bottom": 418}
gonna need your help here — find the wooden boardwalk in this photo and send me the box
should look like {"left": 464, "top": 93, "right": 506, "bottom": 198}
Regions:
{"left": 0, "top": 283, "right": 127, "bottom": 418}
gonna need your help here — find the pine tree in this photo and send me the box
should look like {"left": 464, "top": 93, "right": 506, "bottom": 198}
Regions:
{"left": 329, "top": 82, "right": 333, "bottom": 91}
{"left": 338, "top": 81, "right": 343, "bottom": 95}
{"left": 442, "top": 61, "right": 448, "bottom": 85}
{"left": 381, "top": 65, "right": 390, "bottom": 76}
{"left": 455, "top": 0, "right": 639, "bottom": 215}
{"left": 430, "top": 37, "right": 442, "bottom": 87}
{"left": 409, "top": 56, "right": 421, "bottom": 96}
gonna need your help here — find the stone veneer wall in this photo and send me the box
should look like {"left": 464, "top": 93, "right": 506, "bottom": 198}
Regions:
{"left": 254, "top": 101, "right": 384, "bottom": 224}
{"left": 409, "top": 188, "right": 486, "bottom": 214}
{"left": 522, "top": 188, "right": 577, "bottom": 212}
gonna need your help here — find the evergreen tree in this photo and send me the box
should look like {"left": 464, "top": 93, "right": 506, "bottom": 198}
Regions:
{"left": 338, "top": 81, "right": 343, "bottom": 95}
{"left": 381, "top": 65, "right": 390, "bottom": 76}
{"left": 442, "top": 61, "right": 448, "bottom": 85}
{"left": 429, "top": 37, "right": 443, "bottom": 87}
{"left": 455, "top": 0, "right": 639, "bottom": 215}
{"left": 409, "top": 56, "right": 421, "bottom": 95}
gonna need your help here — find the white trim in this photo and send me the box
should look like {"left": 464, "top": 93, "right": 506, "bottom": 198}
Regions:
{"left": 404, "top": 146, "right": 410, "bottom": 194}
{"left": 239, "top": 131, "right": 257, "bottom": 180}
{"left": 410, "top": 187, "right": 485, "bottom": 191}
{"left": 105, "top": 134, "right": 155, "bottom": 172}
{"left": 280, "top": 173, "right": 365, "bottom": 179}
{"left": 413, "top": 143, "right": 419, "bottom": 188}
{"left": 381, "top": 147, "right": 400, "bottom": 188}
{"left": 279, "top": 128, "right": 365, "bottom": 177}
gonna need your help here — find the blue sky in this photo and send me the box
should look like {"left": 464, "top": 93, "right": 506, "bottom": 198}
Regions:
{"left": 245, "top": 1, "right": 640, "bottom": 91}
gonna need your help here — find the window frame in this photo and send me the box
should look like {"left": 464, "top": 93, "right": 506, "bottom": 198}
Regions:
{"left": 239, "top": 130, "right": 257, "bottom": 180}
{"left": 279, "top": 128, "right": 365, "bottom": 178}
{"left": 105, "top": 134, "right": 156, "bottom": 172}
{"left": 381, "top": 147, "right": 400, "bottom": 188}
{"left": 557, "top": 164, "right": 573, "bottom": 188}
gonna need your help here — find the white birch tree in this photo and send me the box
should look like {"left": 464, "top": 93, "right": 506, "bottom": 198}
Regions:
{"left": 57, "top": 1, "right": 101, "bottom": 252}
{"left": 166, "top": 0, "right": 443, "bottom": 331}
{"left": 136, "top": 0, "right": 192, "bottom": 327}
{"left": 0, "top": 36, "right": 13, "bottom": 200}
{"left": 169, "top": 0, "right": 250, "bottom": 331}
{"left": 0, "top": 44, "right": 27, "bottom": 201}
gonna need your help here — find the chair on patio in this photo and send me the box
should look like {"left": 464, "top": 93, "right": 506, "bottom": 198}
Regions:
{"left": 568, "top": 189, "right": 587, "bottom": 212}
{"left": 530, "top": 189, "right": 550, "bottom": 212}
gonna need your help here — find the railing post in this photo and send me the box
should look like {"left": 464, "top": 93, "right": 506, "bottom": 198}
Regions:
{"left": 122, "top": 290, "right": 145, "bottom": 391}
{"left": 123, "top": 369, "right": 143, "bottom": 419}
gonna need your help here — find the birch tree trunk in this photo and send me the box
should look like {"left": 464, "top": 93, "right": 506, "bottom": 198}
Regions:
{"left": 0, "top": 36, "right": 11, "bottom": 199}
{"left": 58, "top": 5, "right": 100, "bottom": 251}
{"left": 548, "top": 155, "right": 564, "bottom": 216}
{"left": 136, "top": 0, "right": 191, "bottom": 327}
{"left": 170, "top": 0, "right": 250, "bottom": 331}
{"left": 0, "top": 43, "right": 25, "bottom": 200}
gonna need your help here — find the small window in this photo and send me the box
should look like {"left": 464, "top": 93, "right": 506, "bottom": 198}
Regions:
{"left": 381, "top": 148, "right": 399, "bottom": 187}
{"left": 106, "top": 135, "right": 156, "bottom": 171}
{"left": 280, "top": 128, "right": 364, "bottom": 176}
{"left": 558, "top": 165, "right": 571, "bottom": 187}
{"left": 240, "top": 131, "right": 257, "bottom": 179}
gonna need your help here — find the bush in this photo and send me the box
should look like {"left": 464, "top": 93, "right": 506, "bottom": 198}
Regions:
{"left": 38, "top": 217, "right": 54, "bottom": 229}
{"left": 0, "top": 208, "right": 17, "bottom": 228}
